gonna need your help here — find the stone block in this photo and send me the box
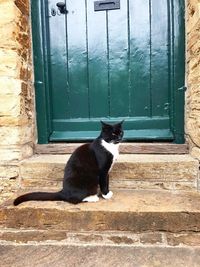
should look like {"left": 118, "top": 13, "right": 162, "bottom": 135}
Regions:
{"left": 0, "top": 144, "right": 33, "bottom": 162}
{"left": 173, "top": 181, "right": 197, "bottom": 191}
{"left": 167, "top": 233, "right": 200, "bottom": 246}
{"left": 0, "top": 1, "right": 16, "bottom": 26}
{"left": 187, "top": 3, "right": 200, "bottom": 33}
{"left": 191, "top": 146, "right": 200, "bottom": 160}
{"left": 0, "top": 95, "right": 21, "bottom": 117}
{"left": 0, "top": 49, "right": 20, "bottom": 78}
{"left": 186, "top": 120, "right": 200, "bottom": 147}
{"left": 20, "top": 143, "right": 34, "bottom": 160}
{"left": 0, "top": 172, "right": 19, "bottom": 204}
{"left": 0, "top": 116, "right": 29, "bottom": 127}
{"left": 187, "top": 36, "right": 200, "bottom": 57}
{"left": 0, "top": 126, "right": 33, "bottom": 145}
{"left": 0, "top": 165, "right": 19, "bottom": 179}
{"left": 140, "top": 233, "right": 163, "bottom": 245}
{"left": 0, "top": 22, "right": 18, "bottom": 49}
{"left": 188, "top": 54, "right": 200, "bottom": 73}
{"left": 0, "top": 147, "right": 21, "bottom": 162}
{"left": 0, "top": 77, "right": 22, "bottom": 95}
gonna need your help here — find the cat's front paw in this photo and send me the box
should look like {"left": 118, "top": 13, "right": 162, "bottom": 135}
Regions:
{"left": 82, "top": 195, "right": 99, "bottom": 203}
{"left": 102, "top": 191, "right": 113, "bottom": 200}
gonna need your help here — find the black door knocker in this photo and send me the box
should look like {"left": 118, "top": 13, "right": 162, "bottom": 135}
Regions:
{"left": 56, "top": 2, "right": 68, "bottom": 14}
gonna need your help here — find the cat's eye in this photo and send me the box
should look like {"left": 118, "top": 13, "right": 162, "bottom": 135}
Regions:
{"left": 112, "top": 132, "right": 121, "bottom": 136}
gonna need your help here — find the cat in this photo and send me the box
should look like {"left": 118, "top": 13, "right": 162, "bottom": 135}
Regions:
{"left": 13, "top": 120, "right": 124, "bottom": 205}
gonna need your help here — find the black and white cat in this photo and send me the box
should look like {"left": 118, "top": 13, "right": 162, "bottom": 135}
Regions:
{"left": 14, "top": 121, "right": 124, "bottom": 205}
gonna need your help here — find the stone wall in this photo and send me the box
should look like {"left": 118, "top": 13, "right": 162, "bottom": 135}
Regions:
{"left": 186, "top": 0, "right": 200, "bottom": 159}
{"left": 0, "top": 0, "right": 35, "bottom": 201}
{"left": 0, "top": 0, "right": 200, "bottom": 201}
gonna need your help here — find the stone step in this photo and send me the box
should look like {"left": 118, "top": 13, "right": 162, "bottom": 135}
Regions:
{"left": 1, "top": 229, "right": 200, "bottom": 267}
{"left": 20, "top": 154, "right": 199, "bottom": 191}
{"left": 1, "top": 189, "right": 200, "bottom": 232}
{"left": 1, "top": 239, "right": 200, "bottom": 267}
{"left": 1, "top": 189, "right": 200, "bottom": 266}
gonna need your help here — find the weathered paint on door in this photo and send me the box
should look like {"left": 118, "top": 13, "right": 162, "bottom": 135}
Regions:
{"left": 32, "top": 0, "right": 185, "bottom": 143}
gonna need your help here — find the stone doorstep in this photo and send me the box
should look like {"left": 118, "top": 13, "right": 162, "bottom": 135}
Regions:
{"left": 1, "top": 189, "right": 200, "bottom": 232}
{"left": 1, "top": 190, "right": 200, "bottom": 267}
{"left": 1, "top": 243, "right": 200, "bottom": 267}
{"left": 19, "top": 154, "right": 199, "bottom": 191}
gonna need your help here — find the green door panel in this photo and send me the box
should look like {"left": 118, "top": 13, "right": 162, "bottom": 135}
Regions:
{"left": 129, "top": 0, "right": 151, "bottom": 117}
{"left": 32, "top": 0, "right": 185, "bottom": 143}
{"left": 48, "top": 0, "right": 69, "bottom": 119}
{"left": 67, "top": 0, "right": 89, "bottom": 118}
{"left": 50, "top": 116, "right": 173, "bottom": 141}
{"left": 108, "top": 0, "right": 130, "bottom": 117}
{"left": 87, "top": 0, "right": 109, "bottom": 118}
{"left": 151, "top": 0, "right": 169, "bottom": 117}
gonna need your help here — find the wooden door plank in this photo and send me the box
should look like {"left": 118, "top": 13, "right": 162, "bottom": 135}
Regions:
{"left": 150, "top": 0, "right": 169, "bottom": 117}
{"left": 172, "top": 0, "right": 185, "bottom": 143}
{"left": 108, "top": 0, "right": 129, "bottom": 117}
{"left": 87, "top": 0, "right": 109, "bottom": 118}
{"left": 48, "top": 0, "right": 69, "bottom": 120}
{"left": 129, "top": 0, "right": 151, "bottom": 117}
{"left": 67, "top": 0, "right": 89, "bottom": 118}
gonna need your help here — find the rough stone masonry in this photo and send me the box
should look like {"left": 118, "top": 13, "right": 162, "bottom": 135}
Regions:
{"left": 0, "top": 0, "right": 35, "bottom": 202}
{"left": 186, "top": 0, "right": 200, "bottom": 159}
{"left": 0, "top": 0, "right": 200, "bottom": 201}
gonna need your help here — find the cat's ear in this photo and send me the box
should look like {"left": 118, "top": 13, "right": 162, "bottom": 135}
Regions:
{"left": 116, "top": 120, "right": 124, "bottom": 127}
{"left": 100, "top": 121, "right": 112, "bottom": 130}
{"left": 100, "top": 120, "right": 106, "bottom": 126}
{"left": 101, "top": 121, "right": 109, "bottom": 127}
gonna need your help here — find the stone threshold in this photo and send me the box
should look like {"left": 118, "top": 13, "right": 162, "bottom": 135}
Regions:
{"left": 35, "top": 142, "right": 189, "bottom": 154}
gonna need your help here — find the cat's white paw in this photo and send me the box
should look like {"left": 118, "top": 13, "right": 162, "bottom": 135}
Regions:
{"left": 82, "top": 195, "right": 99, "bottom": 203}
{"left": 102, "top": 191, "right": 113, "bottom": 200}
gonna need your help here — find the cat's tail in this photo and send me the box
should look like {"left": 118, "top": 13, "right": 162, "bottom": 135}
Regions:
{"left": 13, "top": 191, "right": 66, "bottom": 206}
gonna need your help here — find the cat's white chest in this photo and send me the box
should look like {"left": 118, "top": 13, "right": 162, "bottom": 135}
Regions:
{"left": 101, "top": 140, "right": 119, "bottom": 161}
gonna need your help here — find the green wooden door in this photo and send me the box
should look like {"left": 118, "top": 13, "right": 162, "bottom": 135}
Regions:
{"left": 32, "top": 0, "right": 185, "bottom": 143}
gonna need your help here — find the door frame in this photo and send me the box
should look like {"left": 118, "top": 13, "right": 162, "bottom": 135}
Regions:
{"left": 32, "top": 0, "right": 185, "bottom": 144}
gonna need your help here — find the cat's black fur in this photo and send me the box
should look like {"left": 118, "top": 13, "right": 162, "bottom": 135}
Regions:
{"left": 13, "top": 121, "right": 124, "bottom": 205}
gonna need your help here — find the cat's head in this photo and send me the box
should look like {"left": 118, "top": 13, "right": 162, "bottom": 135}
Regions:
{"left": 100, "top": 120, "right": 124, "bottom": 144}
